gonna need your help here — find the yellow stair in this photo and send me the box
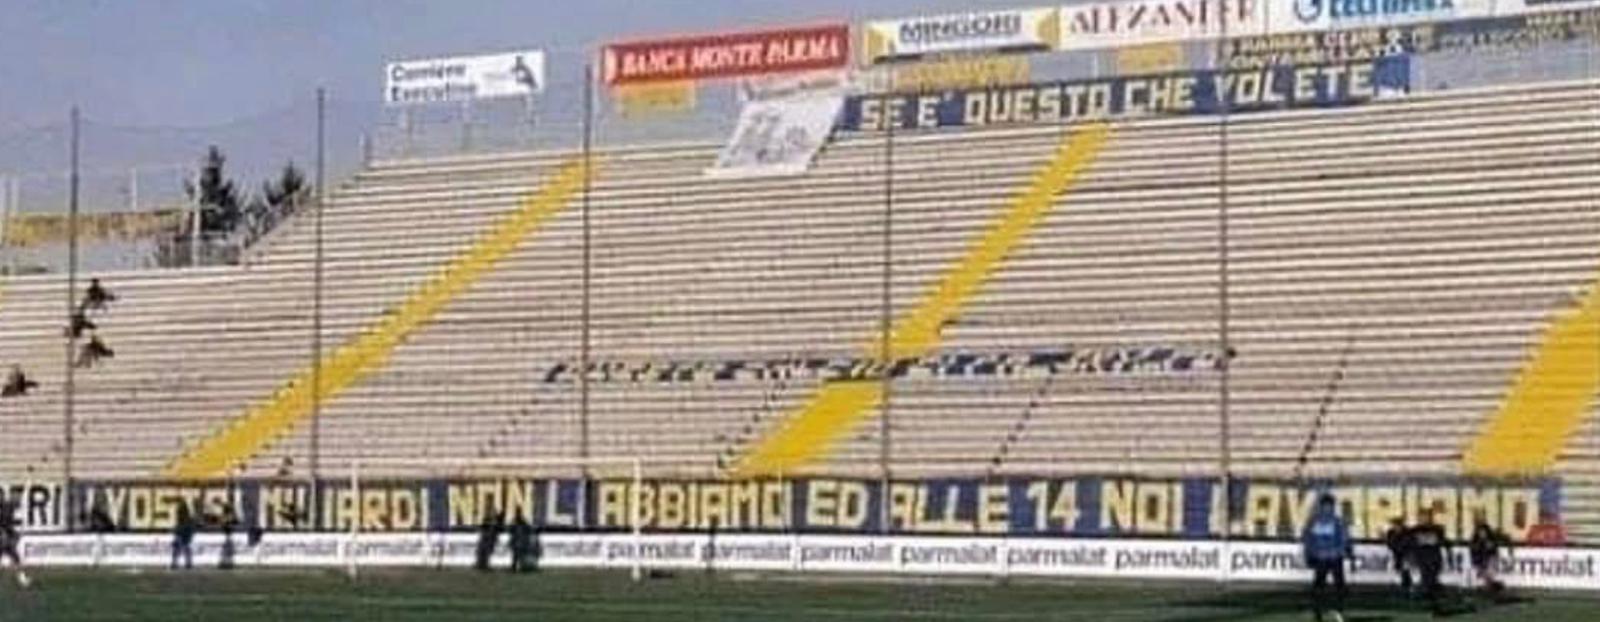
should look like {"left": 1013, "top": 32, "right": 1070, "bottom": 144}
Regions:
{"left": 164, "top": 159, "right": 590, "bottom": 479}
{"left": 732, "top": 123, "right": 1112, "bottom": 477}
{"left": 1464, "top": 280, "right": 1600, "bottom": 476}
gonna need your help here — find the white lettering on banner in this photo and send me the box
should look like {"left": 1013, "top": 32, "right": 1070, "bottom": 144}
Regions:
{"left": 384, "top": 50, "right": 545, "bottom": 106}
{"left": 14, "top": 533, "right": 1600, "bottom": 590}
{"left": 1, "top": 482, "right": 63, "bottom": 533}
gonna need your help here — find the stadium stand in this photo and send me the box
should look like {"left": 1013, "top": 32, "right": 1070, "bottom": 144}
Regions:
{"left": 0, "top": 78, "right": 1597, "bottom": 541}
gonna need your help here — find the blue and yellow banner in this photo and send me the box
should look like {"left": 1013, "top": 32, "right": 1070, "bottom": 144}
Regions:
{"left": 837, "top": 58, "right": 1411, "bottom": 132}
{"left": 66, "top": 475, "right": 1555, "bottom": 544}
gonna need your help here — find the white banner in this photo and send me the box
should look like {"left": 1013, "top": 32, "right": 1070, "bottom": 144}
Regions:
{"left": 385, "top": 50, "right": 546, "bottom": 106}
{"left": 15, "top": 533, "right": 1600, "bottom": 590}
{"left": 1271, "top": 0, "right": 1496, "bottom": 33}
{"left": 706, "top": 86, "right": 844, "bottom": 179}
{"left": 864, "top": 7, "right": 1061, "bottom": 63}
{"left": 1057, "top": 0, "right": 1527, "bottom": 51}
{"left": 1061, "top": 0, "right": 1272, "bottom": 50}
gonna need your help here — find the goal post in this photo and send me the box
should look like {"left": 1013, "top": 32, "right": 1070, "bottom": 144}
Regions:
{"left": 346, "top": 455, "right": 650, "bottom": 581}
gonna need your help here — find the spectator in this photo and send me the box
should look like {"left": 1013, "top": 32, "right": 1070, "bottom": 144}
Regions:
{"left": 81, "top": 278, "right": 116, "bottom": 313}
{"left": 76, "top": 334, "right": 115, "bottom": 368}
{"left": 2, "top": 365, "right": 37, "bottom": 398}
{"left": 171, "top": 502, "right": 196, "bottom": 570}
{"left": 1301, "top": 494, "right": 1351, "bottom": 622}
{"left": 474, "top": 505, "right": 504, "bottom": 572}
{"left": 66, "top": 311, "right": 96, "bottom": 339}
{"left": 218, "top": 503, "right": 240, "bottom": 570}
{"left": 1383, "top": 516, "right": 1413, "bottom": 594}
{"left": 275, "top": 456, "right": 295, "bottom": 478}
{"left": 508, "top": 513, "right": 534, "bottom": 573}
{"left": 1468, "top": 514, "right": 1511, "bottom": 595}
{"left": 1409, "top": 507, "right": 1450, "bottom": 615}
{"left": 0, "top": 497, "right": 30, "bottom": 588}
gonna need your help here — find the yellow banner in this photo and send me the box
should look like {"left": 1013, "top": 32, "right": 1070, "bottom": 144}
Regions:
{"left": 3, "top": 210, "right": 184, "bottom": 248}
{"left": 891, "top": 55, "right": 1030, "bottom": 93}
{"left": 614, "top": 80, "right": 698, "bottom": 118}
{"left": 1116, "top": 43, "right": 1186, "bottom": 75}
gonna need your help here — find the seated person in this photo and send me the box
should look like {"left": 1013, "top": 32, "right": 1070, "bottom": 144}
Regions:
{"left": 66, "top": 311, "right": 96, "bottom": 339}
{"left": 2, "top": 365, "right": 37, "bottom": 397}
{"left": 82, "top": 278, "right": 116, "bottom": 312}
{"left": 75, "top": 334, "right": 115, "bottom": 368}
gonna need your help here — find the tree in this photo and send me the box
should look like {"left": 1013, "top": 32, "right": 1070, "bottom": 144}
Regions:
{"left": 151, "top": 146, "right": 245, "bottom": 267}
{"left": 243, "top": 162, "right": 310, "bottom": 244}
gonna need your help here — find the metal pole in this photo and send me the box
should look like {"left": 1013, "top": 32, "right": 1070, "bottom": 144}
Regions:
{"left": 580, "top": 64, "right": 594, "bottom": 482}
{"left": 576, "top": 63, "right": 596, "bottom": 529}
{"left": 0, "top": 175, "right": 10, "bottom": 264}
{"left": 128, "top": 167, "right": 138, "bottom": 213}
{"left": 311, "top": 88, "right": 327, "bottom": 528}
{"left": 189, "top": 165, "right": 201, "bottom": 267}
{"left": 1215, "top": 9, "right": 1234, "bottom": 571}
{"left": 64, "top": 108, "right": 80, "bottom": 531}
{"left": 877, "top": 85, "right": 895, "bottom": 535}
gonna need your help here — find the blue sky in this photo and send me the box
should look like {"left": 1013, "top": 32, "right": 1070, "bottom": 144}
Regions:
{"left": 0, "top": 0, "right": 1027, "bottom": 134}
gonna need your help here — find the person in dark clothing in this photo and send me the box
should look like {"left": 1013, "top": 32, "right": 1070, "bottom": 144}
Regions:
{"left": 0, "top": 497, "right": 30, "bottom": 588}
{"left": 2, "top": 365, "right": 37, "bottom": 398}
{"left": 218, "top": 503, "right": 239, "bottom": 570}
{"left": 1409, "top": 508, "right": 1451, "bottom": 614}
{"left": 474, "top": 506, "right": 504, "bottom": 571}
{"left": 1384, "top": 516, "right": 1414, "bottom": 594}
{"left": 171, "top": 502, "right": 197, "bottom": 570}
{"left": 1468, "top": 515, "right": 1511, "bottom": 594}
{"left": 1301, "top": 494, "right": 1352, "bottom": 622}
{"left": 508, "top": 513, "right": 535, "bottom": 573}
{"left": 66, "top": 311, "right": 96, "bottom": 339}
{"left": 82, "top": 278, "right": 116, "bottom": 313}
{"left": 76, "top": 333, "right": 115, "bottom": 368}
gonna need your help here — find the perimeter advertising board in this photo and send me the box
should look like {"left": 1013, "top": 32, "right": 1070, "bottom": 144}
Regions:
{"left": 17, "top": 533, "right": 1600, "bottom": 591}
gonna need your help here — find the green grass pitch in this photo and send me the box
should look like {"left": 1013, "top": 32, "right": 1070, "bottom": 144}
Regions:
{"left": 1, "top": 568, "right": 1595, "bottom": 621}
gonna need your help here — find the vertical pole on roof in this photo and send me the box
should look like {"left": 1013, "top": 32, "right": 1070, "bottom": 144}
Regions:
{"left": 877, "top": 70, "right": 896, "bottom": 535}
{"left": 128, "top": 167, "right": 138, "bottom": 213}
{"left": 1215, "top": 6, "right": 1234, "bottom": 584}
{"left": 189, "top": 168, "right": 201, "bottom": 267}
{"left": 578, "top": 63, "right": 595, "bottom": 528}
{"left": 311, "top": 87, "right": 327, "bottom": 528}
{"left": 63, "top": 107, "right": 80, "bottom": 531}
{"left": 0, "top": 175, "right": 9, "bottom": 268}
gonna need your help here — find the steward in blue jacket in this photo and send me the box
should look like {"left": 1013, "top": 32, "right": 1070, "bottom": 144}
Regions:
{"left": 1302, "top": 494, "right": 1352, "bottom": 622}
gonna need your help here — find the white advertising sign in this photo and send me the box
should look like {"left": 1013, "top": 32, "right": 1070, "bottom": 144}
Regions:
{"left": 864, "top": 7, "right": 1061, "bottom": 63}
{"left": 1272, "top": 0, "right": 1496, "bottom": 33}
{"left": 385, "top": 50, "right": 546, "bottom": 106}
{"left": 1061, "top": 0, "right": 1271, "bottom": 50}
{"left": 14, "top": 533, "right": 1600, "bottom": 590}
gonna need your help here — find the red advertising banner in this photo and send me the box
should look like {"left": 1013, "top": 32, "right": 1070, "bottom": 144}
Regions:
{"left": 603, "top": 24, "right": 850, "bottom": 86}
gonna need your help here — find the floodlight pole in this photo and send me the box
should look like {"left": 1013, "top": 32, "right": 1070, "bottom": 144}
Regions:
{"left": 63, "top": 107, "right": 80, "bottom": 530}
{"left": 1215, "top": 7, "right": 1235, "bottom": 582}
{"left": 578, "top": 63, "right": 595, "bottom": 528}
{"left": 311, "top": 87, "right": 327, "bottom": 527}
{"left": 877, "top": 73, "right": 896, "bottom": 535}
